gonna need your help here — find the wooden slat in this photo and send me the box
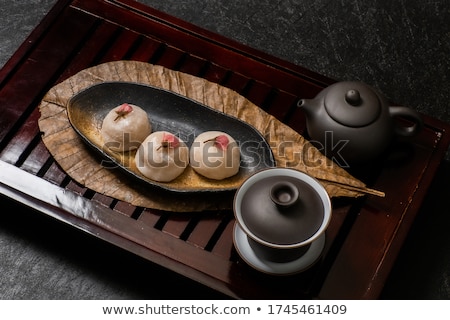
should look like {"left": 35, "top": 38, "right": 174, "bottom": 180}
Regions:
{"left": 178, "top": 54, "right": 209, "bottom": 76}
{"left": 41, "top": 161, "right": 68, "bottom": 186}
{"left": 321, "top": 202, "right": 355, "bottom": 258}
{"left": 0, "top": 109, "right": 41, "bottom": 165}
{"left": 58, "top": 20, "right": 122, "bottom": 81}
{"left": 266, "top": 90, "right": 300, "bottom": 123}
{"left": 186, "top": 211, "right": 228, "bottom": 249}
{"left": 286, "top": 105, "right": 308, "bottom": 134}
{"left": 201, "top": 62, "right": 230, "bottom": 84}
{"left": 210, "top": 218, "right": 235, "bottom": 258}
{"left": 113, "top": 200, "right": 138, "bottom": 218}
{"left": 91, "top": 192, "right": 116, "bottom": 208}
{"left": 98, "top": 28, "right": 142, "bottom": 64}
{"left": 19, "top": 139, "right": 52, "bottom": 175}
{"left": 220, "top": 72, "right": 251, "bottom": 94}
{"left": 0, "top": 7, "right": 97, "bottom": 143}
{"left": 129, "top": 36, "right": 165, "bottom": 63}
{"left": 65, "top": 180, "right": 87, "bottom": 195}
{"left": 161, "top": 212, "right": 194, "bottom": 239}
{"left": 151, "top": 45, "right": 186, "bottom": 70}
{"left": 243, "top": 80, "right": 275, "bottom": 111}
{"left": 138, "top": 208, "right": 165, "bottom": 229}
{"left": 0, "top": 108, "right": 53, "bottom": 176}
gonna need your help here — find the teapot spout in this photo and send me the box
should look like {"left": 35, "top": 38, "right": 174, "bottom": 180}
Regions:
{"left": 297, "top": 98, "right": 319, "bottom": 115}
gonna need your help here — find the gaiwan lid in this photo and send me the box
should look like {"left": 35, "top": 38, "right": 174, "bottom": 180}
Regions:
{"left": 234, "top": 168, "right": 332, "bottom": 248}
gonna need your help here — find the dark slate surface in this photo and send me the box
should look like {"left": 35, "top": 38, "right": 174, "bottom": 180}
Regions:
{"left": 138, "top": 0, "right": 450, "bottom": 136}
{"left": 0, "top": 0, "right": 449, "bottom": 299}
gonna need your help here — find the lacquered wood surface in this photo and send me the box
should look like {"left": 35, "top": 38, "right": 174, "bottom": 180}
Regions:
{"left": 1, "top": 0, "right": 449, "bottom": 299}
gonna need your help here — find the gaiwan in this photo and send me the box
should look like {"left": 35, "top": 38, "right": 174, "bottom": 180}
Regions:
{"left": 233, "top": 168, "right": 332, "bottom": 275}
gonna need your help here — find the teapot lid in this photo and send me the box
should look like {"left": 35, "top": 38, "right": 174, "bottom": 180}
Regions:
{"left": 324, "top": 81, "right": 381, "bottom": 127}
{"left": 234, "top": 169, "right": 331, "bottom": 247}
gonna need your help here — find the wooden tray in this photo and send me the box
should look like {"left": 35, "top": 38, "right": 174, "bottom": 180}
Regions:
{"left": 1, "top": 0, "right": 449, "bottom": 299}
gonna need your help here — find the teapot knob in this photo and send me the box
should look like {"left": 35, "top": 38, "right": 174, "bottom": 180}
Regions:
{"left": 270, "top": 181, "right": 299, "bottom": 209}
{"left": 345, "top": 89, "right": 362, "bottom": 106}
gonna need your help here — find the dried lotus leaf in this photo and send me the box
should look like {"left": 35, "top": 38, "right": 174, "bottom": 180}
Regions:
{"left": 38, "top": 61, "right": 382, "bottom": 212}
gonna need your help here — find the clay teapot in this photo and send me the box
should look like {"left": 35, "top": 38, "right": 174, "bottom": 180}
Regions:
{"left": 298, "top": 81, "right": 423, "bottom": 165}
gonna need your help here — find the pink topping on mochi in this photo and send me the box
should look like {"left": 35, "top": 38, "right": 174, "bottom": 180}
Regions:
{"left": 158, "top": 132, "right": 180, "bottom": 150}
{"left": 204, "top": 134, "right": 229, "bottom": 150}
{"left": 114, "top": 103, "right": 133, "bottom": 121}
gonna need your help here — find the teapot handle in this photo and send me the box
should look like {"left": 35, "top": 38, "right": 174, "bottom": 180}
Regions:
{"left": 389, "top": 106, "right": 423, "bottom": 137}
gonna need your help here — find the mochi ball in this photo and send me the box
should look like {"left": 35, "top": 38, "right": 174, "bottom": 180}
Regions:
{"left": 101, "top": 103, "right": 151, "bottom": 152}
{"left": 135, "top": 131, "right": 189, "bottom": 182}
{"left": 190, "top": 131, "right": 240, "bottom": 180}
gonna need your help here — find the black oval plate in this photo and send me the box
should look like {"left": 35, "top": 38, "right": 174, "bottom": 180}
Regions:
{"left": 67, "top": 82, "right": 275, "bottom": 193}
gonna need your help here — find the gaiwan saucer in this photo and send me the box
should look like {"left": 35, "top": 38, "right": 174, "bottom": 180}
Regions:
{"left": 233, "top": 223, "right": 325, "bottom": 276}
